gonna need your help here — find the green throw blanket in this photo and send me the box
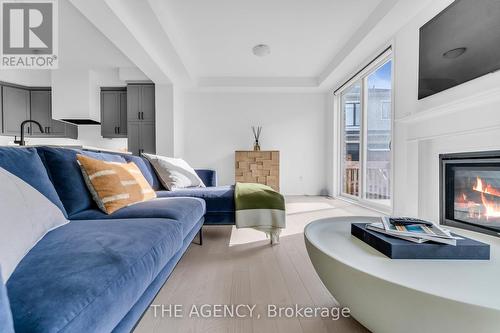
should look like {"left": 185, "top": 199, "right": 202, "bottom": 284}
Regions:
{"left": 234, "top": 182, "right": 286, "bottom": 244}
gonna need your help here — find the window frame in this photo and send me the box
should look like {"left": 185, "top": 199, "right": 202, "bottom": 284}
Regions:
{"left": 336, "top": 49, "right": 394, "bottom": 213}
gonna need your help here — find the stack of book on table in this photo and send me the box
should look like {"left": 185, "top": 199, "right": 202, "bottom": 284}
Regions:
{"left": 351, "top": 217, "right": 490, "bottom": 259}
{"left": 367, "top": 217, "right": 457, "bottom": 245}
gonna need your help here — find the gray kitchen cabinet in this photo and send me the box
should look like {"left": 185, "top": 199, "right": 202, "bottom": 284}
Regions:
{"left": 127, "top": 84, "right": 155, "bottom": 122}
{"left": 29, "top": 90, "right": 50, "bottom": 136}
{"left": 127, "top": 122, "right": 140, "bottom": 155}
{"left": 140, "top": 122, "right": 156, "bottom": 154}
{"left": 29, "top": 90, "right": 66, "bottom": 137}
{"left": 127, "top": 85, "right": 140, "bottom": 121}
{"left": 65, "top": 123, "right": 78, "bottom": 139}
{"left": 127, "top": 84, "right": 155, "bottom": 155}
{"left": 51, "top": 120, "right": 67, "bottom": 136}
{"left": 101, "top": 89, "right": 127, "bottom": 138}
{"left": 127, "top": 121, "right": 155, "bottom": 155}
{"left": 119, "top": 92, "right": 128, "bottom": 134}
{"left": 0, "top": 83, "right": 78, "bottom": 139}
{"left": 2, "top": 86, "right": 30, "bottom": 136}
{"left": 140, "top": 85, "right": 155, "bottom": 121}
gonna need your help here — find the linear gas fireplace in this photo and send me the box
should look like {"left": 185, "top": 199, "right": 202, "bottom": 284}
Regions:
{"left": 440, "top": 151, "right": 500, "bottom": 237}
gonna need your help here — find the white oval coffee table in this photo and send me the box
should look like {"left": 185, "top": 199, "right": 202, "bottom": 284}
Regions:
{"left": 304, "top": 216, "right": 500, "bottom": 333}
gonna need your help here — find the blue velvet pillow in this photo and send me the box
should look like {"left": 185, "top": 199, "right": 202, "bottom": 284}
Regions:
{"left": 0, "top": 147, "right": 67, "bottom": 217}
{"left": 122, "top": 154, "right": 162, "bottom": 190}
{"left": 36, "top": 147, "right": 126, "bottom": 217}
{"left": 81, "top": 150, "right": 127, "bottom": 163}
{"left": 195, "top": 169, "right": 218, "bottom": 187}
{"left": 0, "top": 268, "right": 14, "bottom": 333}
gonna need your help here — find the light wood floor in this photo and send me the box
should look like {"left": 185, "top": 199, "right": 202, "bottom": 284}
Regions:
{"left": 134, "top": 196, "right": 380, "bottom": 333}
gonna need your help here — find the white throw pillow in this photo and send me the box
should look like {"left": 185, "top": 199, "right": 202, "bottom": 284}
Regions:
{"left": 0, "top": 167, "right": 69, "bottom": 282}
{"left": 143, "top": 153, "right": 206, "bottom": 190}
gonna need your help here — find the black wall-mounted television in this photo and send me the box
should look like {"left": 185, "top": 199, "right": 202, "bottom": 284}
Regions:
{"left": 418, "top": 0, "right": 500, "bottom": 99}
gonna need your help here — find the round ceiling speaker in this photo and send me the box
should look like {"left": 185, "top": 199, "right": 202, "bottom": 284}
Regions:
{"left": 252, "top": 44, "right": 271, "bottom": 57}
{"left": 442, "top": 47, "right": 467, "bottom": 59}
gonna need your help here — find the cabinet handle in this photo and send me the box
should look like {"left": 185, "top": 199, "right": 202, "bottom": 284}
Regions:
{"left": 137, "top": 111, "right": 140, "bottom": 120}
{"left": 117, "top": 126, "right": 120, "bottom": 134}
{"left": 141, "top": 112, "right": 144, "bottom": 120}
{"left": 48, "top": 127, "right": 50, "bottom": 134}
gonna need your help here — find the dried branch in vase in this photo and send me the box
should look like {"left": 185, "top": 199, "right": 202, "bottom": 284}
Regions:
{"left": 252, "top": 126, "right": 262, "bottom": 151}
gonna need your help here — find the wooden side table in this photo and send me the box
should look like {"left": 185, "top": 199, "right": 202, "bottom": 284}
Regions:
{"left": 235, "top": 150, "right": 280, "bottom": 191}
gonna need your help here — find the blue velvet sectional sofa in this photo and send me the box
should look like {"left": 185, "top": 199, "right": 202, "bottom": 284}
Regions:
{"left": 0, "top": 146, "right": 235, "bottom": 333}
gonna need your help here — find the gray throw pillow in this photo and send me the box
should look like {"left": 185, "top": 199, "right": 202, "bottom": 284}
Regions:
{"left": 143, "top": 153, "right": 206, "bottom": 190}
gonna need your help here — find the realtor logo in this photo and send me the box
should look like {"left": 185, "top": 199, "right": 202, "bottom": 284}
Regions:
{"left": 1, "top": 0, "right": 58, "bottom": 69}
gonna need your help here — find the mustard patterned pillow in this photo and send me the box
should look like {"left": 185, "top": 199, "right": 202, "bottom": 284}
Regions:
{"left": 76, "top": 154, "right": 156, "bottom": 214}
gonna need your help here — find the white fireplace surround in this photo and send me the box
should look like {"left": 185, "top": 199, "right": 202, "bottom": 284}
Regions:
{"left": 392, "top": 71, "right": 500, "bottom": 223}
{"left": 393, "top": 95, "right": 500, "bottom": 223}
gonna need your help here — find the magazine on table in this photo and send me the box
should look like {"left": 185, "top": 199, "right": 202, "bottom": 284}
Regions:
{"left": 366, "top": 223, "right": 429, "bottom": 244}
{"left": 367, "top": 217, "right": 458, "bottom": 246}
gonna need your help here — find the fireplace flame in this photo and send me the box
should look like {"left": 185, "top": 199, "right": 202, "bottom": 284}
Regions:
{"left": 473, "top": 177, "right": 500, "bottom": 197}
{"left": 473, "top": 177, "right": 500, "bottom": 219}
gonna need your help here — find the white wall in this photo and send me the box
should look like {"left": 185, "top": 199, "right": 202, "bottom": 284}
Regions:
{"left": 325, "top": 93, "right": 336, "bottom": 197}
{"left": 74, "top": 125, "right": 127, "bottom": 151}
{"left": 181, "top": 91, "right": 328, "bottom": 195}
{"left": 155, "top": 84, "right": 174, "bottom": 156}
{"left": 0, "top": 70, "right": 51, "bottom": 86}
{"left": 173, "top": 86, "right": 185, "bottom": 157}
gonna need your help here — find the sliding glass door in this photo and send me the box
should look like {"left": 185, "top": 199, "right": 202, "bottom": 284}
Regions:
{"left": 340, "top": 58, "right": 392, "bottom": 209}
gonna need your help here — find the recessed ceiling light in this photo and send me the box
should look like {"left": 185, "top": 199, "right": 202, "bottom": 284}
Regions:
{"left": 442, "top": 47, "right": 466, "bottom": 59}
{"left": 252, "top": 44, "right": 270, "bottom": 57}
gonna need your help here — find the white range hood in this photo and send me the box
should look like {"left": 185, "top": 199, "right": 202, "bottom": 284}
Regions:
{"left": 51, "top": 69, "right": 101, "bottom": 125}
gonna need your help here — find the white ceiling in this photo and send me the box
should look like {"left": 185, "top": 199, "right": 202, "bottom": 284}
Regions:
{"left": 153, "top": 0, "right": 382, "bottom": 79}
{"left": 71, "top": 0, "right": 431, "bottom": 89}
